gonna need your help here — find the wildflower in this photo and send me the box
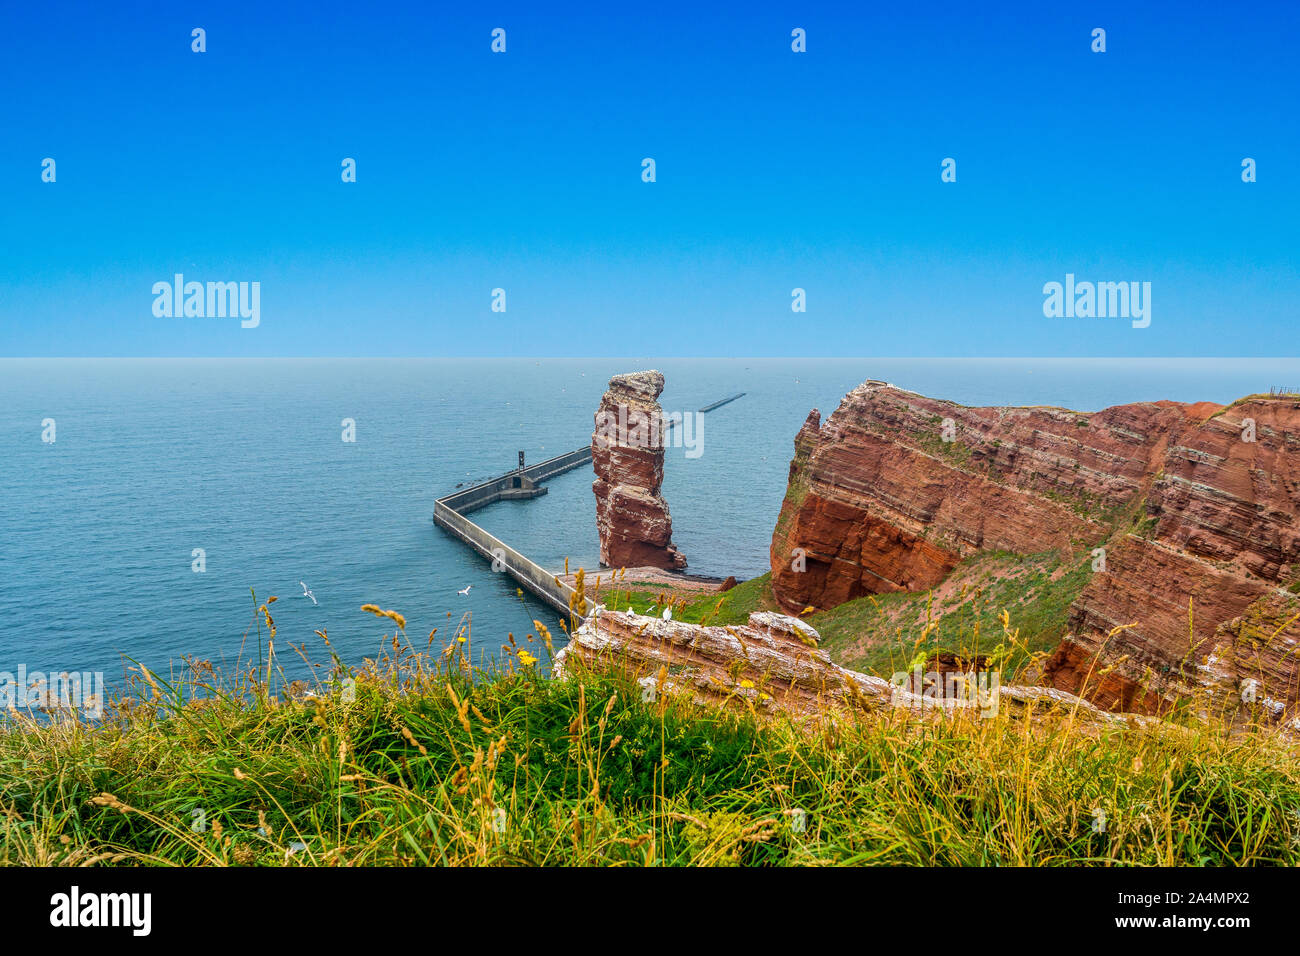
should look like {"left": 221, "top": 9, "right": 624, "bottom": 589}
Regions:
{"left": 518, "top": 650, "right": 538, "bottom": 667}
{"left": 739, "top": 679, "right": 754, "bottom": 689}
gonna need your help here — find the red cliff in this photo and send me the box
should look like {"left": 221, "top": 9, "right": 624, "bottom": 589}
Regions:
{"left": 1049, "top": 396, "right": 1300, "bottom": 718}
{"left": 593, "top": 370, "right": 687, "bottom": 571}
{"left": 769, "top": 381, "right": 1300, "bottom": 721}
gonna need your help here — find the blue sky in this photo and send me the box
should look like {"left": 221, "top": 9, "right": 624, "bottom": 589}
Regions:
{"left": 1, "top": 0, "right": 1296, "bottom": 357}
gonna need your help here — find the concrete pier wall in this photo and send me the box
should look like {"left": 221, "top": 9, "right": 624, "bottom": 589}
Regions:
{"left": 433, "top": 500, "right": 578, "bottom": 615}
{"left": 523, "top": 446, "right": 592, "bottom": 482}
{"left": 439, "top": 446, "right": 593, "bottom": 516}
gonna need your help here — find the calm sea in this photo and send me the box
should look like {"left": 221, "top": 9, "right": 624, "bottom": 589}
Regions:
{"left": 2, "top": 357, "right": 1296, "bottom": 686}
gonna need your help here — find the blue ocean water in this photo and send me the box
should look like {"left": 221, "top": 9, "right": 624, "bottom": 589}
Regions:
{"left": 2, "top": 357, "right": 1297, "bottom": 687}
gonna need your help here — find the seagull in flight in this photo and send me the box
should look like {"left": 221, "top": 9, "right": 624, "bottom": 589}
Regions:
{"left": 300, "top": 581, "right": 317, "bottom": 605}
{"left": 458, "top": 585, "right": 472, "bottom": 596}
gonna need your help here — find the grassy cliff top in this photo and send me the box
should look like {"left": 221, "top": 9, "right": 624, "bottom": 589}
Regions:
{"left": 3, "top": 607, "right": 1298, "bottom": 867}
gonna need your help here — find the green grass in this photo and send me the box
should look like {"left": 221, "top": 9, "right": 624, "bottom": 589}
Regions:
{"left": 1210, "top": 394, "right": 1277, "bottom": 418}
{"left": 597, "top": 573, "right": 776, "bottom": 626}
{"left": 809, "top": 550, "right": 1093, "bottom": 677}
{"left": 600, "top": 553, "right": 1092, "bottom": 682}
{"left": 3, "top": 611, "right": 1299, "bottom": 866}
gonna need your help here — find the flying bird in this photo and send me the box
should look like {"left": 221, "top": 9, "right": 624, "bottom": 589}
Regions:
{"left": 458, "top": 585, "right": 472, "bottom": 596}
{"left": 662, "top": 607, "right": 672, "bottom": 621}
{"left": 300, "top": 581, "right": 317, "bottom": 605}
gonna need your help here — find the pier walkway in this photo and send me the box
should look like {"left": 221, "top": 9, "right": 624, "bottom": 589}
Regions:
{"left": 433, "top": 448, "right": 593, "bottom": 614}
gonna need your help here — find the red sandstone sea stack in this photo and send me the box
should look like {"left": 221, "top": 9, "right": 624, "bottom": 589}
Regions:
{"left": 592, "top": 370, "right": 687, "bottom": 571}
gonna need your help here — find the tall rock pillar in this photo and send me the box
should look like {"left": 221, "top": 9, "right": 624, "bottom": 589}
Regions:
{"left": 592, "top": 370, "right": 687, "bottom": 570}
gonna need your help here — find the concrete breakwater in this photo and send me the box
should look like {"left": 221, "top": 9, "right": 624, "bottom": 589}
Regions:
{"left": 437, "top": 447, "right": 592, "bottom": 516}
{"left": 698, "top": 392, "right": 745, "bottom": 413}
{"left": 433, "top": 447, "right": 593, "bottom": 615}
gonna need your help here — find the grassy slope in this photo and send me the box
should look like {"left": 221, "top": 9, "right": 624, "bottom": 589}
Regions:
{"left": 3, "top": 636, "right": 1299, "bottom": 866}
{"left": 600, "top": 550, "right": 1091, "bottom": 683}
{"left": 596, "top": 573, "right": 778, "bottom": 626}
{"left": 812, "top": 550, "right": 1093, "bottom": 678}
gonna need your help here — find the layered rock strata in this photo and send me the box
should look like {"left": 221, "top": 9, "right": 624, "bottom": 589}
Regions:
{"left": 1045, "top": 397, "right": 1300, "bottom": 717}
{"left": 768, "top": 381, "right": 1300, "bottom": 719}
{"left": 593, "top": 371, "right": 687, "bottom": 571}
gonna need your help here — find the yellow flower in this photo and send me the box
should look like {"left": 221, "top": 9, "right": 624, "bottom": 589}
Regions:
{"left": 457, "top": 636, "right": 467, "bottom": 644}
{"left": 739, "top": 679, "right": 754, "bottom": 689}
{"left": 518, "top": 651, "right": 538, "bottom": 667}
